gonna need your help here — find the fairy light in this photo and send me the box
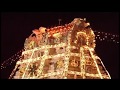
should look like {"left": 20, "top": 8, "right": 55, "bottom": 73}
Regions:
{"left": 95, "top": 56, "right": 111, "bottom": 79}
{"left": 36, "top": 41, "right": 50, "bottom": 77}
{"left": 80, "top": 47, "right": 86, "bottom": 79}
{"left": 94, "top": 30, "right": 119, "bottom": 44}
{"left": 21, "top": 48, "right": 35, "bottom": 79}
{"left": 67, "top": 71, "right": 110, "bottom": 79}
{"left": 88, "top": 47, "right": 103, "bottom": 79}
{"left": 1, "top": 48, "right": 24, "bottom": 70}
{"left": 17, "top": 52, "right": 81, "bottom": 65}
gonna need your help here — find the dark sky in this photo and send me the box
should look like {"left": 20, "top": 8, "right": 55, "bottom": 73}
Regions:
{"left": 1, "top": 12, "right": 119, "bottom": 79}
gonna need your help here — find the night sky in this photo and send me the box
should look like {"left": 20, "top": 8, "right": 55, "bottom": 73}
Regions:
{"left": 1, "top": 12, "right": 119, "bottom": 79}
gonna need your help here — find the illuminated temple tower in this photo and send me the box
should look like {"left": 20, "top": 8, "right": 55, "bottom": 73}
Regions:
{"left": 9, "top": 18, "right": 111, "bottom": 79}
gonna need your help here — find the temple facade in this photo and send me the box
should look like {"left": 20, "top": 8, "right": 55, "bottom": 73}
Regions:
{"left": 9, "top": 18, "right": 111, "bottom": 79}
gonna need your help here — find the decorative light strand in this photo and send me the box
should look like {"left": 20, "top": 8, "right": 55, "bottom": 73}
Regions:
{"left": 94, "top": 30, "right": 119, "bottom": 44}
{"left": 1, "top": 48, "right": 24, "bottom": 70}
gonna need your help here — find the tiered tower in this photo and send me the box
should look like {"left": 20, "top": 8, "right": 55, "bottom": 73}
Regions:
{"left": 9, "top": 18, "right": 111, "bottom": 79}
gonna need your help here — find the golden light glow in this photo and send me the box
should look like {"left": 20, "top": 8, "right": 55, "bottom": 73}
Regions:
{"left": 9, "top": 18, "right": 111, "bottom": 79}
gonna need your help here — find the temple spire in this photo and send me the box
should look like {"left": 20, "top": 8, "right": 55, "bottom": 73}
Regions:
{"left": 58, "top": 19, "right": 62, "bottom": 25}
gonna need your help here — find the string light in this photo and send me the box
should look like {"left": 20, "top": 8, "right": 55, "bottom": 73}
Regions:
{"left": 1, "top": 48, "right": 24, "bottom": 70}
{"left": 94, "top": 30, "right": 119, "bottom": 44}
